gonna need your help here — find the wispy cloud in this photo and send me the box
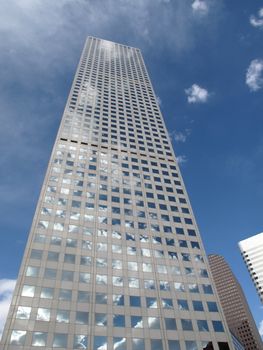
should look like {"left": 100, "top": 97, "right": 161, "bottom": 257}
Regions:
{"left": 246, "top": 59, "right": 263, "bottom": 91}
{"left": 174, "top": 132, "right": 187, "bottom": 142}
{"left": 170, "top": 129, "right": 191, "bottom": 143}
{"left": 0, "top": 279, "right": 16, "bottom": 340}
{"left": 250, "top": 8, "right": 263, "bottom": 28}
{"left": 185, "top": 84, "right": 209, "bottom": 103}
{"left": 156, "top": 96, "right": 162, "bottom": 106}
{"left": 192, "top": 0, "right": 209, "bottom": 15}
{"left": 176, "top": 155, "right": 188, "bottom": 164}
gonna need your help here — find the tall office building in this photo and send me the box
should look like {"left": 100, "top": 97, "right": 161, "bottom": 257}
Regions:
{"left": 1, "top": 37, "right": 234, "bottom": 350}
{"left": 239, "top": 232, "right": 263, "bottom": 303}
{"left": 208, "top": 254, "right": 262, "bottom": 350}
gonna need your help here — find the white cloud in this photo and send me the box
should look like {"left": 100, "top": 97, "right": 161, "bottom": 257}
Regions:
{"left": 250, "top": 8, "right": 263, "bottom": 28}
{"left": 156, "top": 96, "right": 162, "bottom": 106}
{"left": 246, "top": 59, "right": 263, "bottom": 91}
{"left": 185, "top": 84, "right": 209, "bottom": 103}
{"left": 192, "top": 0, "right": 208, "bottom": 15}
{"left": 0, "top": 279, "right": 16, "bottom": 341}
{"left": 176, "top": 155, "right": 187, "bottom": 164}
{"left": 174, "top": 132, "right": 187, "bottom": 142}
{"left": 259, "top": 320, "right": 263, "bottom": 337}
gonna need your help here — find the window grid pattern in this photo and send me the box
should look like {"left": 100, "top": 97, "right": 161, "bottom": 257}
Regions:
{"left": 1, "top": 37, "right": 233, "bottom": 350}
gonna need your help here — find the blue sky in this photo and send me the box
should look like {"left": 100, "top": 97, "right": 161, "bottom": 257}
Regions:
{"left": 0, "top": 0, "right": 263, "bottom": 337}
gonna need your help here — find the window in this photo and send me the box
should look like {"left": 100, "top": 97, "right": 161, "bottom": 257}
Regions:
{"left": 40, "top": 287, "right": 54, "bottom": 299}
{"left": 192, "top": 300, "right": 204, "bottom": 311}
{"left": 10, "top": 330, "right": 27, "bottom": 346}
{"left": 16, "top": 306, "right": 31, "bottom": 319}
{"left": 56, "top": 310, "right": 69, "bottom": 323}
{"left": 113, "top": 337, "right": 126, "bottom": 350}
{"left": 53, "top": 333, "right": 68, "bottom": 348}
{"left": 131, "top": 316, "right": 143, "bottom": 328}
{"left": 32, "top": 332, "right": 47, "bottom": 347}
{"left": 94, "top": 336, "right": 107, "bottom": 350}
{"left": 73, "top": 335, "right": 88, "bottom": 349}
{"left": 168, "top": 340, "right": 181, "bottom": 350}
{"left": 207, "top": 302, "right": 218, "bottom": 312}
{"left": 181, "top": 319, "right": 193, "bottom": 331}
{"left": 37, "top": 308, "right": 50, "bottom": 322}
{"left": 151, "top": 339, "right": 163, "bottom": 350}
{"left": 197, "top": 320, "right": 209, "bottom": 332}
{"left": 76, "top": 311, "right": 89, "bottom": 325}
{"left": 212, "top": 320, "right": 224, "bottom": 332}
{"left": 22, "top": 285, "right": 35, "bottom": 297}
{"left": 185, "top": 341, "right": 198, "bottom": 350}
{"left": 148, "top": 317, "right": 160, "bottom": 329}
{"left": 132, "top": 338, "right": 144, "bottom": 350}
{"left": 203, "top": 284, "right": 213, "bottom": 294}
{"left": 113, "top": 314, "right": 125, "bottom": 327}
{"left": 177, "top": 299, "right": 189, "bottom": 310}
{"left": 130, "top": 296, "right": 141, "bottom": 307}
{"left": 95, "top": 313, "right": 107, "bottom": 326}
{"left": 165, "top": 318, "right": 177, "bottom": 330}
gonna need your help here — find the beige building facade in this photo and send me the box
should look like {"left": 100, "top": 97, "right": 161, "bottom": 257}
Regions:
{"left": 1, "top": 37, "right": 234, "bottom": 350}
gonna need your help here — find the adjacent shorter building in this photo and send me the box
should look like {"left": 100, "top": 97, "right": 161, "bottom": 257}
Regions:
{"left": 239, "top": 232, "right": 263, "bottom": 303}
{"left": 208, "top": 254, "right": 262, "bottom": 350}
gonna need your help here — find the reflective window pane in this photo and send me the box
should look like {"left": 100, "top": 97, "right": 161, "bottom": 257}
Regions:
{"left": 131, "top": 316, "right": 143, "bottom": 328}
{"left": 165, "top": 318, "right": 177, "bottom": 330}
{"left": 148, "top": 317, "right": 160, "bottom": 329}
{"left": 44, "top": 268, "right": 57, "bottom": 280}
{"left": 62, "top": 270, "right": 74, "bottom": 281}
{"left": 207, "top": 301, "right": 218, "bottom": 312}
{"left": 181, "top": 319, "right": 193, "bottom": 331}
{"left": 185, "top": 341, "right": 198, "bottom": 350}
{"left": 56, "top": 310, "right": 70, "bottom": 323}
{"left": 37, "top": 308, "right": 50, "bottom": 322}
{"left": 151, "top": 339, "right": 163, "bottom": 350}
{"left": 16, "top": 306, "right": 31, "bottom": 319}
{"left": 197, "top": 320, "right": 209, "bottom": 332}
{"left": 113, "top": 314, "right": 125, "bottom": 327}
{"left": 96, "top": 293, "right": 107, "bottom": 304}
{"left": 40, "top": 287, "right": 54, "bottom": 299}
{"left": 10, "top": 330, "right": 27, "bottom": 345}
{"left": 212, "top": 320, "right": 224, "bottom": 332}
{"left": 132, "top": 338, "right": 145, "bottom": 350}
{"left": 192, "top": 300, "right": 204, "bottom": 311}
{"left": 59, "top": 289, "right": 72, "bottom": 301}
{"left": 146, "top": 297, "right": 158, "bottom": 308}
{"left": 95, "top": 313, "right": 107, "bottom": 326}
{"left": 78, "top": 291, "right": 90, "bottom": 303}
{"left": 76, "top": 311, "right": 89, "bottom": 325}
{"left": 53, "top": 333, "right": 68, "bottom": 348}
{"left": 73, "top": 335, "right": 88, "bottom": 349}
{"left": 113, "top": 337, "right": 126, "bottom": 350}
{"left": 26, "top": 266, "right": 39, "bottom": 277}
{"left": 177, "top": 299, "right": 189, "bottom": 310}
{"left": 168, "top": 340, "right": 181, "bottom": 350}
{"left": 21, "top": 285, "right": 35, "bottom": 298}
{"left": 113, "top": 294, "right": 124, "bottom": 306}
{"left": 94, "top": 336, "right": 107, "bottom": 350}
{"left": 130, "top": 296, "right": 141, "bottom": 307}
{"left": 32, "top": 332, "right": 47, "bottom": 347}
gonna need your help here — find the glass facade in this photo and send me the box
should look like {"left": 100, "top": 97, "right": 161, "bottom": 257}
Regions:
{"left": 1, "top": 37, "right": 233, "bottom": 350}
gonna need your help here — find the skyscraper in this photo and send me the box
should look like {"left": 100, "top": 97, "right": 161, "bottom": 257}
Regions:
{"left": 208, "top": 254, "right": 262, "bottom": 350}
{"left": 239, "top": 232, "right": 263, "bottom": 303}
{"left": 1, "top": 37, "right": 234, "bottom": 350}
